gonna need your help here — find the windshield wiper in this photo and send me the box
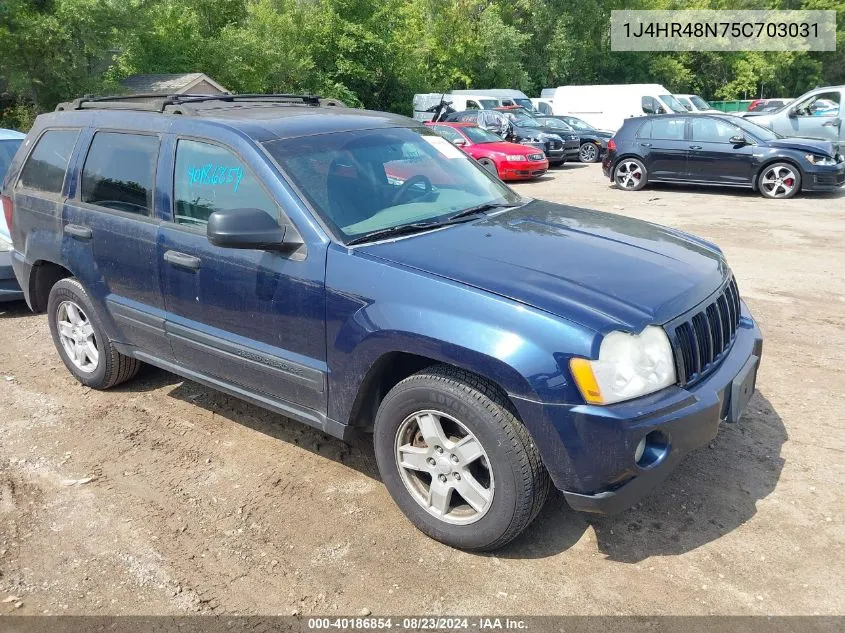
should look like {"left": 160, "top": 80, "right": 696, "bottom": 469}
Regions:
{"left": 346, "top": 202, "right": 517, "bottom": 245}
{"left": 346, "top": 221, "right": 443, "bottom": 245}
{"left": 446, "top": 202, "right": 514, "bottom": 222}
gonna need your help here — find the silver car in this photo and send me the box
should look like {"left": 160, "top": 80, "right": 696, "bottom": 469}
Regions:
{"left": 744, "top": 86, "right": 843, "bottom": 149}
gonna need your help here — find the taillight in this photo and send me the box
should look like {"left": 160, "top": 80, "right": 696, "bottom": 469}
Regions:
{"left": 607, "top": 138, "right": 616, "bottom": 152}
{"left": 0, "top": 195, "right": 12, "bottom": 234}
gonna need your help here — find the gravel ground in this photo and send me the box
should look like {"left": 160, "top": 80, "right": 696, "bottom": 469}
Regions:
{"left": 1, "top": 162, "right": 843, "bottom": 616}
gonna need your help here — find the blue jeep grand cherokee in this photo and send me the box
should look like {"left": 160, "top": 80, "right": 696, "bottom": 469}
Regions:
{"left": 2, "top": 94, "right": 762, "bottom": 551}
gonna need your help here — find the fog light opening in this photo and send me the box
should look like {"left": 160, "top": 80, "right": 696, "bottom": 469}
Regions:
{"left": 635, "top": 431, "right": 670, "bottom": 469}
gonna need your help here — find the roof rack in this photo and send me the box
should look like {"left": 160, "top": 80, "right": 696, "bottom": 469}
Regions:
{"left": 55, "top": 93, "right": 325, "bottom": 114}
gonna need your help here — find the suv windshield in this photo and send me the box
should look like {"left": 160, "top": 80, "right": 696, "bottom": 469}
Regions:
{"left": 513, "top": 98, "right": 534, "bottom": 110}
{"left": 562, "top": 116, "right": 595, "bottom": 131}
{"left": 659, "top": 95, "right": 688, "bottom": 113}
{"left": 460, "top": 126, "right": 502, "bottom": 144}
{"left": 538, "top": 118, "right": 574, "bottom": 132}
{"left": 264, "top": 127, "right": 520, "bottom": 242}
{"left": 500, "top": 111, "right": 542, "bottom": 127}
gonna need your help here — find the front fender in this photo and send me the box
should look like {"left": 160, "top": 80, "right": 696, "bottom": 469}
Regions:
{"left": 325, "top": 246, "right": 596, "bottom": 426}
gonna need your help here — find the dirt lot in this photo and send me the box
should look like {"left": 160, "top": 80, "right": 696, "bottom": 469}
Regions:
{"left": 1, "top": 163, "right": 843, "bottom": 616}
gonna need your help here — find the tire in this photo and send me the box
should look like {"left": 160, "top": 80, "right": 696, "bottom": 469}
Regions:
{"left": 477, "top": 157, "right": 500, "bottom": 178}
{"left": 373, "top": 365, "right": 550, "bottom": 551}
{"left": 579, "top": 142, "right": 600, "bottom": 163}
{"left": 757, "top": 162, "right": 801, "bottom": 199}
{"left": 47, "top": 278, "right": 141, "bottom": 389}
{"left": 613, "top": 157, "right": 648, "bottom": 191}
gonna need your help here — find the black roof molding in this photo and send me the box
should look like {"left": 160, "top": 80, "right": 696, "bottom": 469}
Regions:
{"left": 55, "top": 93, "right": 328, "bottom": 115}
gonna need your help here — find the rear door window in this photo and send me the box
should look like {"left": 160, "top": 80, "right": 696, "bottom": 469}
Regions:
{"left": 173, "top": 139, "right": 278, "bottom": 228}
{"left": 17, "top": 129, "right": 80, "bottom": 195}
{"left": 650, "top": 118, "right": 686, "bottom": 140}
{"left": 81, "top": 132, "right": 159, "bottom": 216}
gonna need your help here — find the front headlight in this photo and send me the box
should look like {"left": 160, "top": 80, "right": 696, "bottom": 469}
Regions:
{"left": 570, "top": 326, "right": 677, "bottom": 405}
{"left": 504, "top": 154, "right": 527, "bottom": 161}
{"left": 805, "top": 153, "right": 837, "bottom": 166}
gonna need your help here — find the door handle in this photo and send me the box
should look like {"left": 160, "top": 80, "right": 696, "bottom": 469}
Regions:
{"left": 689, "top": 145, "right": 703, "bottom": 150}
{"left": 163, "top": 250, "right": 201, "bottom": 271}
{"left": 64, "top": 224, "right": 92, "bottom": 240}
{"left": 640, "top": 142, "right": 653, "bottom": 148}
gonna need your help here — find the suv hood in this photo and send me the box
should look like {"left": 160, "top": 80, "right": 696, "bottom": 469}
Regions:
{"left": 360, "top": 200, "right": 728, "bottom": 333}
{"left": 763, "top": 136, "right": 836, "bottom": 157}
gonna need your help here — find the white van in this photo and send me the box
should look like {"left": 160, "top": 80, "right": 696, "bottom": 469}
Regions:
{"left": 675, "top": 94, "right": 720, "bottom": 113}
{"left": 537, "top": 84, "right": 687, "bottom": 131}
{"left": 450, "top": 89, "right": 533, "bottom": 111}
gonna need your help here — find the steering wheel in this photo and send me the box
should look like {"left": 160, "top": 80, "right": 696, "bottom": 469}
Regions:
{"left": 391, "top": 174, "right": 433, "bottom": 206}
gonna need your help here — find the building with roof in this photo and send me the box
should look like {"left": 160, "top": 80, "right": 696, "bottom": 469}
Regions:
{"left": 120, "top": 73, "right": 228, "bottom": 96}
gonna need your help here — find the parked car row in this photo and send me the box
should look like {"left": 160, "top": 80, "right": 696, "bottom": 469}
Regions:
{"left": 602, "top": 112, "right": 845, "bottom": 199}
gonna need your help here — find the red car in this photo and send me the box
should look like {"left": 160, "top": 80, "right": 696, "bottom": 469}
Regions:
{"left": 425, "top": 122, "right": 548, "bottom": 181}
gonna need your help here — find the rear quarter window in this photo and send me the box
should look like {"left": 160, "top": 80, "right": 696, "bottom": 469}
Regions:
{"left": 17, "top": 129, "right": 80, "bottom": 195}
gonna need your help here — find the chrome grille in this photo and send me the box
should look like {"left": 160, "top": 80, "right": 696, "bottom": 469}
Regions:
{"left": 670, "top": 276, "right": 741, "bottom": 386}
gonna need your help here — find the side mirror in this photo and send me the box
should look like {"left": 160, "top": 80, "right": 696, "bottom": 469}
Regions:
{"left": 788, "top": 108, "right": 799, "bottom": 118}
{"left": 451, "top": 138, "right": 467, "bottom": 146}
{"left": 729, "top": 135, "right": 748, "bottom": 145}
{"left": 207, "top": 207, "right": 290, "bottom": 250}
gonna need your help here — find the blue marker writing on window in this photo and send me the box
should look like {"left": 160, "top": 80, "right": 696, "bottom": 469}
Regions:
{"left": 187, "top": 164, "right": 245, "bottom": 192}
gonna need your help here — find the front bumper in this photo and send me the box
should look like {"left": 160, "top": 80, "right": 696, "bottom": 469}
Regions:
{"left": 563, "top": 139, "right": 580, "bottom": 159}
{"left": 512, "top": 301, "right": 762, "bottom": 515}
{"left": 500, "top": 160, "right": 549, "bottom": 181}
{"left": 801, "top": 162, "right": 845, "bottom": 191}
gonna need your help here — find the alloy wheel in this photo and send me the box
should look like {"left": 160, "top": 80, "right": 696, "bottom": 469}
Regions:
{"left": 56, "top": 300, "right": 99, "bottom": 373}
{"left": 760, "top": 165, "right": 797, "bottom": 198}
{"left": 394, "top": 410, "right": 494, "bottom": 525}
{"left": 615, "top": 160, "right": 644, "bottom": 189}
{"left": 579, "top": 143, "right": 598, "bottom": 162}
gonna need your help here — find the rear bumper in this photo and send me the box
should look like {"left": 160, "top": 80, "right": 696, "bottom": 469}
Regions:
{"left": 9, "top": 250, "right": 34, "bottom": 308}
{"left": 512, "top": 301, "right": 762, "bottom": 515}
{"left": 0, "top": 250, "right": 24, "bottom": 302}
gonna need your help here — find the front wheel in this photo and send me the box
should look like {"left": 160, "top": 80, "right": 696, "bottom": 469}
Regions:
{"left": 579, "top": 142, "right": 599, "bottom": 163}
{"left": 614, "top": 158, "right": 648, "bottom": 191}
{"left": 373, "top": 365, "right": 549, "bottom": 551}
{"left": 758, "top": 162, "right": 801, "bottom": 199}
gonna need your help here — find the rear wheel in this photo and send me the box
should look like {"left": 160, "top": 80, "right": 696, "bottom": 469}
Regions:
{"left": 373, "top": 365, "right": 549, "bottom": 551}
{"left": 477, "top": 157, "right": 499, "bottom": 178}
{"left": 579, "top": 142, "right": 599, "bottom": 163}
{"left": 614, "top": 158, "right": 647, "bottom": 191}
{"left": 47, "top": 278, "right": 141, "bottom": 389}
{"left": 758, "top": 162, "right": 800, "bottom": 199}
